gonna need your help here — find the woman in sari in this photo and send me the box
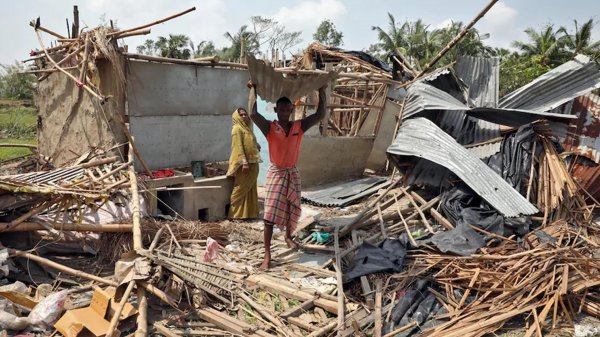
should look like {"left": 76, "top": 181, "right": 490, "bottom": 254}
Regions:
{"left": 227, "top": 108, "right": 261, "bottom": 219}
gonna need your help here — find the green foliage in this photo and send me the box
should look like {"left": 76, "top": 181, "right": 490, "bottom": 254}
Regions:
{"left": 136, "top": 34, "right": 193, "bottom": 59}
{"left": 191, "top": 41, "right": 218, "bottom": 58}
{"left": 0, "top": 62, "right": 36, "bottom": 100}
{"left": 563, "top": 18, "right": 600, "bottom": 61}
{"left": 371, "top": 15, "right": 491, "bottom": 70}
{"left": 313, "top": 20, "right": 344, "bottom": 47}
{"left": 223, "top": 25, "right": 260, "bottom": 61}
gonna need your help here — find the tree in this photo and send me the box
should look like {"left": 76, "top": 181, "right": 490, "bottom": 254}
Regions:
{"left": 136, "top": 39, "right": 158, "bottom": 56}
{"left": 155, "top": 34, "right": 192, "bottom": 59}
{"left": 511, "top": 25, "right": 569, "bottom": 66}
{"left": 191, "top": 41, "right": 218, "bottom": 58}
{"left": 562, "top": 18, "right": 600, "bottom": 60}
{"left": 135, "top": 34, "right": 193, "bottom": 59}
{"left": 372, "top": 15, "right": 491, "bottom": 70}
{"left": 313, "top": 20, "right": 344, "bottom": 47}
{"left": 0, "top": 62, "right": 35, "bottom": 100}
{"left": 223, "top": 18, "right": 302, "bottom": 61}
{"left": 223, "top": 25, "right": 259, "bottom": 61}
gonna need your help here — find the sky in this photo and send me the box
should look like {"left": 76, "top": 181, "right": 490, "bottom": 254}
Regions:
{"left": 1, "top": 0, "right": 599, "bottom": 65}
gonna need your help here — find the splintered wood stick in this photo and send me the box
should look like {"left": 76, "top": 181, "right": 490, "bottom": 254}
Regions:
{"left": 34, "top": 29, "right": 104, "bottom": 101}
{"left": 334, "top": 228, "right": 345, "bottom": 336}
{"left": 29, "top": 20, "right": 66, "bottom": 39}
{"left": 374, "top": 280, "right": 383, "bottom": 337}
{"left": 106, "top": 280, "right": 136, "bottom": 337}
{"left": 9, "top": 249, "right": 118, "bottom": 286}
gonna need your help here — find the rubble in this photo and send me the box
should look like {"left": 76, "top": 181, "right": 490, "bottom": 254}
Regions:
{"left": 2, "top": 3, "right": 600, "bottom": 337}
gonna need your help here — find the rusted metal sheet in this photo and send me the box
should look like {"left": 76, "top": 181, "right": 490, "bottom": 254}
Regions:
{"left": 553, "top": 93, "right": 600, "bottom": 163}
{"left": 566, "top": 158, "right": 600, "bottom": 201}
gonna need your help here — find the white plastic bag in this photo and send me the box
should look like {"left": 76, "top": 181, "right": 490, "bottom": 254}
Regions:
{"left": 28, "top": 290, "right": 68, "bottom": 328}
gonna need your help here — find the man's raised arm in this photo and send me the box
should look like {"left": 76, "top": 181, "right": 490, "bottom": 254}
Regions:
{"left": 248, "top": 82, "right": 270, "bottom": 137}
{"left": 301, "top": 86, "right": 327, "bottom": 133}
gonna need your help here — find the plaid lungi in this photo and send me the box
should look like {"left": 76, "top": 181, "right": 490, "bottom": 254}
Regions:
{"left": 263, "top": 165, "right": 301, "bottom": 233}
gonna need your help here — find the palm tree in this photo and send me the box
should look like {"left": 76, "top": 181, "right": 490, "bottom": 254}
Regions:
{"left": 512, "top": 25, "right": 569, "bottom": 66}
{"left": 563, "top": 18, "right": 600, "bottom": 60}
{"left": 154, "top": 34, "right": 192, "bottom": 59}
{"left": 372, "top": 13, "right": 406, "bottom": 54}
{"left": 223, "top": 25, "right": 259, "bottom": 61}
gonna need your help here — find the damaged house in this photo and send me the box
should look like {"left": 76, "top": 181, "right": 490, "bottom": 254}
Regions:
{"left": 2, "top": 3, "right": 600, "bottom": 337}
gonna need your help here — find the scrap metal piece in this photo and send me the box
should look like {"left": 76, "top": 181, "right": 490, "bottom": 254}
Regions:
{"left": 246, "top": 54, "right": 338, "bottom": 103}
{"left": 387, "top": 118, "right": 538, "bottom": 217}
{"left": 498, "top": 54, "right": 600, "bottom": 112}
{"left": 402, "top": 82, "right": 575, "bottom": 127}
{"left": 302, "top": 176, "right": 389, "bottom": 207}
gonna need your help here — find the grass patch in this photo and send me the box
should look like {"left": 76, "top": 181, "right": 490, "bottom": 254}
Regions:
{"left": 0, "top": 106, "right": 37, "bottom": 138}
{"left": 0, "top": 138, "right": 37, "bottom": 160}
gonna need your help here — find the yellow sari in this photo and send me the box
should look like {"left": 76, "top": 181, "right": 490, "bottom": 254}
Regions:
{"left": 227, "top": 110, "right": 261, "bottom": 219}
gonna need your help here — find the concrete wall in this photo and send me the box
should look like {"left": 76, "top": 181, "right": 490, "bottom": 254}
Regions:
{"left": 126, "top": 60, "right": 250, "bottom": 170}
{"left": 366, "top": 99, "right": 401, "bottom": 171}
{"left": 130, "top": 115, "right": 231, "bottom": 170}
{"left": 297, "top": 136, "right": 374, "bottom": 188}
{"left": 36, "top": 59, "right": 126, "bottom": 166}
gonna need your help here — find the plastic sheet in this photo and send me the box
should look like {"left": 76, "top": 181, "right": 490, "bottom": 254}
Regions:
{"left": 344, "top": 237, "right": 408, "bottom": 283}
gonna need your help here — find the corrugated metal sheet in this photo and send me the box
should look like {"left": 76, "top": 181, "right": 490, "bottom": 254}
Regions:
{"left": 499, "top": 54, "right": 600, "bottom": 112}
{"left": 467, "top": 107, "right": 577, "bottom": 127}
{"left": 403, "top": 82, "right": 576, "bottom": 128}
{"left": 247, "top": 54, "right": 337, "bottom": 103}
{"left": 467, "top": 139, "right": 503, "bottom": 159}
{"left": 301, "top": 176, "right": 389, "bottom": 207}
{"left": 402, "top": 82, "right": 468, "bottom": 120}
{"left": 438, "top": 110, "right": 501, "bottom": 147}
{"left": 455, "top": 56, "right": 500, "bottom": 108}
{"left": 387, "top": 118, "right": 538, "bottom": 217}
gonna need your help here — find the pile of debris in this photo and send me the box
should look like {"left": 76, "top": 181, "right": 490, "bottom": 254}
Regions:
{"left": 3, "top": 3, "right": 600, "bottom": 337}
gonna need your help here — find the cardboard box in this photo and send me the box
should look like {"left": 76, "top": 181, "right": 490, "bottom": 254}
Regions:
{"left": 54, "top": 287, "right": 137, "bottom": 337}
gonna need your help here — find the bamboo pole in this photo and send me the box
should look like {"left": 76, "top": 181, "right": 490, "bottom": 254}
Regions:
{"left": 113, "top": 28, "right": 151, "bottom": 39}
{"left": 123, "top": 53, "right": 248, "bottom": 69}
{"left": 416, "top": 0, "right": 499, "bottom": 78}
{"left": 0, "top": 143, "right": 37, "bottom": 149}
{"left": 29, "top": 20, "right": 66, "bottom": 39}
{"left": 135, "top": 287, "right": 148, "bottom": 337}
{"left": 128, "top": 143, "right": 142, "bottom": 252}
{"left": 38, "top": 44, "right": 86, "bottom": 81}
{"left": 106, "top": 280, "right": 136, "bottom": 337}
{"left": 0, "top": 222, "right": 133, "bottom": 232}
{"left": 109, "top": 7, "right": 196, "bottom": 37}
{"left": 34, "top": 29, "right": 105, "bottom": 101}
{"left": 19, "top": 66, "right": 78, "bottom": 75}
{"left": 72, "top": 5, "right": 79, "bottom": 39}
{"left": 9, "top": 249, "right": 118, "bottom": 286}
{"left": 334, "top": 228, "right": 345, "bottom": 336}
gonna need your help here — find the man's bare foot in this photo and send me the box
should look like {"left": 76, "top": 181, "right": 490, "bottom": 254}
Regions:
{"left": 259, "top": 257, "right": 271, "bottom": 270}
{"left": 285, "top": 237, "right": 300, "bottom": 250}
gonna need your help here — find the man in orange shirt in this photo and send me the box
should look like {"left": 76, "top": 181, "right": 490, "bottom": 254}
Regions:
{"left": 248, "top": 82, "right": 327, "bottom": 270}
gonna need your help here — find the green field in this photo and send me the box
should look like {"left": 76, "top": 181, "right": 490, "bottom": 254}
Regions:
{"left": 0, "top": 103, "right": 37, "bottom": 160}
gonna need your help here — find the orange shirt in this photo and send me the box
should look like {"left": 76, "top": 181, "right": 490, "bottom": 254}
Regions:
{"left": 266, "top": 120, "right": 304, "bottom": 168}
